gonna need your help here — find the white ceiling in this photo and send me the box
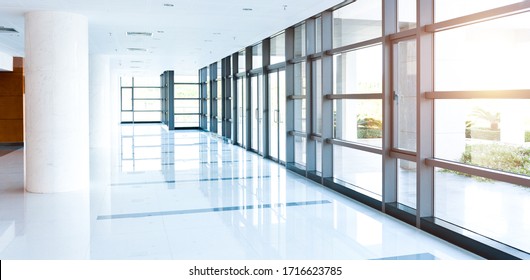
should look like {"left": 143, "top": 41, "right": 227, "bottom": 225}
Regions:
{"left": 0, "top": 0, "right": 345, "bottom": 76}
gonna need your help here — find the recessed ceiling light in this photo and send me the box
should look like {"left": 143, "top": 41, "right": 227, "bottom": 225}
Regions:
{"left": 126, "top": 32, "right": 153, "bottom": 37}
{"left": 242, "top": 8, "right": 253, "bottom": 11}
{"left": 163, "top": 3, "right": 174, "bottom": 7}
{"left": 127, "top": 48, "right": 148, "bottom": 52}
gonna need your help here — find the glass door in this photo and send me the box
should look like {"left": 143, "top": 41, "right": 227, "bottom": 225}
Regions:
{"left": 251, "top": 74, "right": 263, "bottom": 154}
{"left": 278, "top": 70, "right": 286, "bottom": 163}
{"left": 393, "top": 38, "right": 418, "bottom": 209}
{"left": 268, "top": 69, "right": 286, "bottom": 163}
{"left": 269, "top": 72, "right": 279, "bottom": 160}
{"left": 237, "top": 77, "right": 245, "bottom": 147}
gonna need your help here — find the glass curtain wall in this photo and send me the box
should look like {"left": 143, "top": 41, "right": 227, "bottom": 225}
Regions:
{"left": 174, "top": 83, "right": 200, "bottom": 128}
{"left": 121, "top": 77, "right": 162, "bottom": 123}
{"left": 331, "top": 0, "right": 383, "bottom": 198}
{"left": 431, "top": 1, "right": 530, "bottom": 253}
{"left": 196, "top": 0, "right": 530, "bottom": 258}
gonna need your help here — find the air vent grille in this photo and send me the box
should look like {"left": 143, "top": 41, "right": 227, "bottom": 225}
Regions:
{"left": 127, "top": 48, "right": 148, "bottom": 52}
{"left": 126, "top": 32, "right": 152, "bottom": 37}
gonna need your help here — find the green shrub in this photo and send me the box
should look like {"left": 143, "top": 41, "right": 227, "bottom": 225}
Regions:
{"left": 525, "top": 131, "right": 530, "bottom": 142}
{"left": 357, "top": 117, "right": 382, "bottom": 139}
{"left": 357, "top": 128, "right": 382, "bottom": 139}
{"left": 460, "top": 143, "right": 530, "bottom": 177}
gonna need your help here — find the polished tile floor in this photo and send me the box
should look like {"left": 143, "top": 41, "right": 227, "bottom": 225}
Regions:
{"left": 0, "top": 124, "right": 481, "bottom": 259}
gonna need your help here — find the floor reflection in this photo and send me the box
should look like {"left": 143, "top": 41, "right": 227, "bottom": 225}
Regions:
{"left": 0, "top": 124, "right": 481, "bottom": 259}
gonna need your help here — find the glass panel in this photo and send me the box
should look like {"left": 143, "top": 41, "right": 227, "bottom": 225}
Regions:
{"left": 334, "top": 45, "right": 382, "bottom": 94}
{"left": 315, "top": 17, "right": 322, "bottom": 53}
{"left": 434, "top": 167, "right": 530, "bottom": 253}
{"left": 121, "top": 88, "right": 132, "bottom": 110}
{"left": 134, "top": 88, "right": 160, "bottom": 99}
{"left": 294, "top": 24, "right": 306, "bottom": 58}
{"left": 251, "top": 76, "right": 259, "bottom": 151}
{"left": 295, "top": 136, "right": 306, "bottom": 167}
{"left": 294, "top": 99, "right": 306, "bottom": 132}
{"left": 217, "top": 80, "right": 222, "bottom": 135}
{"left": 258, "top": 75, "right": 264, "bottom": 154}
{"left": 313, "top": 59, "right": 322, "bottom": 134}
{"left": 333, "top": 146, "right": 382, "bottom": 198}
{"left": 133, "top": 111, "right": 161, "bottom": 122}
{"left": 174, "top": 100, "right": 199, "bottom": 114}
{"left": 435, "top": 0, "right": 523, "bottom": 22}
{"left": 238, "top": 50, "right": 246, "bottom": 73}
{"left": 333, "top": 0, "right": 382, "bottom": 48}
{"left": 175, "top": 115, "right": 199, "bottom": 128}
{"left": 133, "top": 100, "right": 161, "bottom": 111}
{"left": 398, "top": 0, "right": 416, "bottom": 31}
{"left": 279, "top": 70, "right": 286, "bottom": 162}
{"left": 175, "top": 84, "right": 199, "bottom": 98}
{"left": 434, "top": 12, "right": 530, "bottom": 91}
{"left": 394, "top": 39, "right": 417, "bottom": 152}
{"left": 398, "top": 159, "right": 417, "bottom": 209}
{"left": 206, "top": 77, "right": 210, "bottom": 130}
{"left": 269, "top": 72, "right": 279, "bottom": 160}
{"left": 252, "top": 43, "right": 263, "bottom": 69}
{"left": 294, "top": 62, "right": 306, "bottom": 96}
{"left": 435, "top": 99, "right": 530, "bottom": 177}
{"left": 334, "top": 99, "right": 382, "bottom": 147}
{"left": 270, "top": 33, "right": 286, "bottom": 64}
{"left": 237, "top": 77, "right": 244, "bottom": 146}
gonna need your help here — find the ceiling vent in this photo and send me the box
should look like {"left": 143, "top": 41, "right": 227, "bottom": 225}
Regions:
{"left": 126, "top": 32, "right": 153, "bottom": 37}
{"left": 0, "top": 26, "right": 18, "bottom": 33}
{"left": 127, "top": 48, "right": 148, "bottom": 52}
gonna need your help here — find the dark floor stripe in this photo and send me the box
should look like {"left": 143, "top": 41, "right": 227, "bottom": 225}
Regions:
{"left": 97, "top": 200, "right": 332, "bottom": 220}
{"left": 111, "top": 175, "right": 272, "bottom": 186}
{"left": 373, "top": 253, "right": 437, "bottom": 260}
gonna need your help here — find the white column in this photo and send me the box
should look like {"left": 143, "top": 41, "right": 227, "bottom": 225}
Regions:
{"left": 25, "top": 11, "right": 89, "bottom": 193}
{"left": 89, "top": 55, "right": 112, "bottom": 189}
{"left": 110, "top": 69, "right": 122, "bottom": 181}
{"left": 89, "top": 55, "right": 111, "bottom": 149}
{"left": 110, "top": 69, "right": 122, "bottom": 132}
